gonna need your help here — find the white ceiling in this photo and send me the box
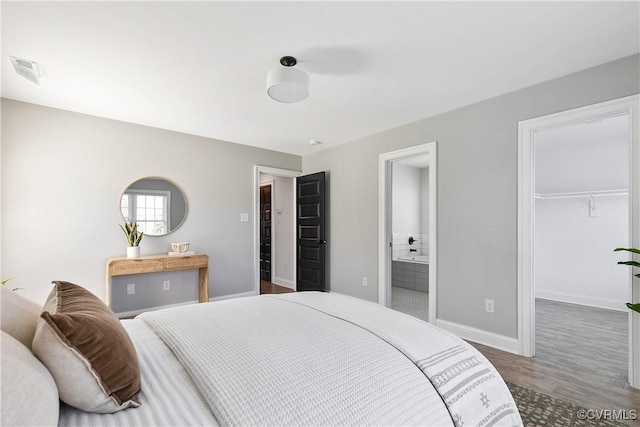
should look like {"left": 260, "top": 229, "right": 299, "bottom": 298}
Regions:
{"left": 2, "top": 1, "right": 638, "bottom": 156}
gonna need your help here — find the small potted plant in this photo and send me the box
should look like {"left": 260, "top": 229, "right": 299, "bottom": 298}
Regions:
{"left": 120, "top": 221, "right": 143, "bottom": 258}
{"left": 614, "top": 247, "right": 640, "bottom": 314}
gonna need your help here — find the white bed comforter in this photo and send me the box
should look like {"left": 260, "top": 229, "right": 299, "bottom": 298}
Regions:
{"left": 58, "top": 320, "right": 219, "bottom": 427}
{"left": 138, "top": 292, "right": 522, "bottom": 427}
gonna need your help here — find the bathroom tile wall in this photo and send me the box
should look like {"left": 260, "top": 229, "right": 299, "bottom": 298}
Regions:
{"left": 392, "top": 233, "right": 429, "bottom": 258}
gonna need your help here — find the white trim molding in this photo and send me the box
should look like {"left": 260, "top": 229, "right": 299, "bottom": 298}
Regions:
{"left": 536, "top": 290, "right": 628, "bottom": 312}
{"left": 253, "top": 165, "right": 302, "bottom": 295}
{"left": 272, "top": 277, "right": 295, "bottom": 290}
{"left": 436, "top": 319, "right": 519, "bottom": 355}
{"left": 535, "top": 189, "right": 628, "bottom": 200}
{"left": 517, "top": 94, "right": 640, "bottom": 388}
{"left": 378, "top": 142, "right": 437, "bottom": 325}
{"left": 115, "top": 300, "right": 199, "bottom": 318}
{"left": 210, "top": 291, "right": 256, "bottom": 302}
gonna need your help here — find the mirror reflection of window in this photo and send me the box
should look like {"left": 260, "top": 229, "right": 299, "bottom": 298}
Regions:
{"left": 121, "top": 190, "right": 170, "bottom": 235}
{"left": 120, "top": 177, "right": 187, "bottom": 236}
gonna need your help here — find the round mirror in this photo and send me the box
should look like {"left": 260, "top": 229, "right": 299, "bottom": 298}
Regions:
{"left": 120, "top": 177, "right": 187, "bottom": 236}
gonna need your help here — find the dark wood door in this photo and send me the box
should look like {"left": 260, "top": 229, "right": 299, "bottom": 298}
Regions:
{"left": 296, "top": 172, "right": 326, "bottom": 292}
{"left": 260, "top": 184, "right": 272, "bottom": 282}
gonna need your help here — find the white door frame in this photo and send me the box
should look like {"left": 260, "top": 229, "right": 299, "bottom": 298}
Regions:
{"left": 253, "top": 165, "right": 302, "bottom": 295}
{"left": 517, "top": 95, "right": 639, "bottom": 388}
{"left": 379, "top": 142, "right": 437, "bottom": 324}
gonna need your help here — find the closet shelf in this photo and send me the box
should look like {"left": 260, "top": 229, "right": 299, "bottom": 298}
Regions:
{"left": 535, "top": 189, "right": 628, "bottom": 200}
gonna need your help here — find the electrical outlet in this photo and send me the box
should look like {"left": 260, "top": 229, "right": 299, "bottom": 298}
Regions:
{"left": 362, "top": 276, "right": 368, "bottom": 287}
{"left": 163, "top": 280, "right": 170, "bottom": 291}
{"left": 127, "top": 283, "right": 135, "bottom": 295}
{"left": 485, "top": 299, "right": 495, "bottom": 313}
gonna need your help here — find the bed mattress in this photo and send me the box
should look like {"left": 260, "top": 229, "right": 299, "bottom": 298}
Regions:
{"left": 59, "top": 292, "right": 522, "bottom": 427}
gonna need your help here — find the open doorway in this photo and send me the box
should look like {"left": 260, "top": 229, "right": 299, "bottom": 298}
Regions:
{"left": 253, "top": 166, "right": 302, "bottom": 295}
{"left": 389, "top": 156, "right": 431, "bottom": 322}
{"left": 259, "top": 183, "right": 273, "bottom": 282}
{"left": 379, "top": 142, "right": 437, "bottom": 324}
{"left": 534, "top": 115, "right": 630, "bottom": 387}
{"left": 518, "top": 95, "right": 640, "bottom": 389}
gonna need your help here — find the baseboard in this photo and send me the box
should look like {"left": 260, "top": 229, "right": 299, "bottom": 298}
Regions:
{"left": 115, "top": 291, "right": 259, "bottom": 317}
{"left": 272, "top": 277, "right": 295, "bottom": 290}
{"left": 536, "top": 289, "right": 627, "bottom": 312}
{"left": 116, "top": 300, "right": 198, "bottom": 318}
{"left": 436, "top": 319, "right": 519, "bottom": 355}
{"left": 209, "top": 291, "right": 256, "bottom": 302}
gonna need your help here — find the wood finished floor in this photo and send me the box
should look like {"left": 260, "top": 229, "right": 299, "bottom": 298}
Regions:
{"left": 260, "top": 280, "right": 295, "bottom": 294}
{"left": 469, "top": 299, "right": 640, "bottom": 425}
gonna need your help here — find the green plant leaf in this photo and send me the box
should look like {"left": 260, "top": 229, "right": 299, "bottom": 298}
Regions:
{"left": 119, "top": 224, "right": 129, "bottom": 241}
{"left": 627, "top": 303, "right": 640, "bottom": 314}
{"left": 120, "top": 221, "right": 142, "bottom": 246}
{"left": 2, "top": 278, "right": 22, "bottom": 291}
{"left": 614, "top": 247, "right": 640, "bottom": 255}
{"left": 617, "top": 261, "right": 640, "bottom": 268}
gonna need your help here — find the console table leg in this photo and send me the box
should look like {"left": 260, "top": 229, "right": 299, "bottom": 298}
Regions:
{"left": 199, "top": 267, "right": 209, "bottom": 303}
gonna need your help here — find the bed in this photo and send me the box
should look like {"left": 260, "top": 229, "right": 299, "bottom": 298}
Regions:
{"left": 1, "top": 282, "right": 523, "bottom": 427}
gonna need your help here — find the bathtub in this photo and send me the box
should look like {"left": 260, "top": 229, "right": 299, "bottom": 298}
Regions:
{"left": 396, "top": 255, "right": 429, "bottom": 264}
{"left": 392, "top": 257, "right": 429, "bottom": 292}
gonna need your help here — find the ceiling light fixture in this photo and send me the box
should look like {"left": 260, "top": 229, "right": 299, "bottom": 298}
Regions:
{"left": 266, "top": 56, "right": 309, "bottom": 103}
{"left": 309, "top": 140, "right": 323, "bottom": 146}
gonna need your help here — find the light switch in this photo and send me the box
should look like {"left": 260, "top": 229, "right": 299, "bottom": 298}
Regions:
{"left": 240, "top": 213, "right": 249, "bottom": 222}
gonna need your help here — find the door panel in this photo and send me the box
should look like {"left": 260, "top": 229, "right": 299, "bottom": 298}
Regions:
{"left": 300, "top": 246, "right": 321, "bottom": 262}
{"left": 296, "top": 172, "right": 326, "bottom": 292}
{"left": 299, "top": 204, "right": 320, "bottom": 218}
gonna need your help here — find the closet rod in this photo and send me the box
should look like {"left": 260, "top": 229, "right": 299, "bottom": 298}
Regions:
{"left": 535, "top": 189, "right": 629, "bottom": 200}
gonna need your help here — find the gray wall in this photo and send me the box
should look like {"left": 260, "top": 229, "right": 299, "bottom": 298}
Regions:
{"left": 1, "top": 99, "right": 301, "bottom": 306}
{"left": 302, "top": 54, "right": 640, "bottom": 338}
{"left": 111, "top": 270, "right": 199, "bottom": 315}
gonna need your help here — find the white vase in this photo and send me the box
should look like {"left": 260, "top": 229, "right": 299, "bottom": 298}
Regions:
{"left": 127, "top": 246, "right": 140, "bottom": 258}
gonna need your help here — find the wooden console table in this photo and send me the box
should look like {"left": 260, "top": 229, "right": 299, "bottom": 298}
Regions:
{"left": 106, "top": 253, "right": 209, "bottom": 307}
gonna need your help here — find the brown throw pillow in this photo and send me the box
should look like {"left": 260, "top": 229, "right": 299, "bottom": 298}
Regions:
{"left": 32, "top": 281, "right": 141, "bottom": 413}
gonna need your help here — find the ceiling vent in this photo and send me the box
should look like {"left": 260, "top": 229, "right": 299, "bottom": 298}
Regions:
{"left": 10, "top": 56, "right": 42, "bottom": 85}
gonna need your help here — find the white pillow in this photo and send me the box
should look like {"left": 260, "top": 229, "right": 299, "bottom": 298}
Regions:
{"left": 0, "top": 285, "right": 41, "bottom": 350}
{"left": 1, "top": 331, "right": 59, "bottom": 426}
